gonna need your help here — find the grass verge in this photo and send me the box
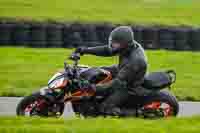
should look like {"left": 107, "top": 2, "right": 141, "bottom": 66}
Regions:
{"left": 0, "top": 116, "right": 200, "bottom": 133}
{"left": 0, "top": 0, "right": 200, "bottom": 26}
{"left": 0, "top": 47, "right": 200, "bottom": 101}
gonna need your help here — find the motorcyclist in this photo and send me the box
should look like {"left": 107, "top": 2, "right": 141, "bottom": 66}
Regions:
{"left": 75, "top": 26, "right": 148, "bottom": 116}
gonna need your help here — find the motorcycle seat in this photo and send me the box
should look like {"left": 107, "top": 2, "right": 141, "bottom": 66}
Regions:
{"left": 142, "top": 71, "right": 173, "bottom": 90}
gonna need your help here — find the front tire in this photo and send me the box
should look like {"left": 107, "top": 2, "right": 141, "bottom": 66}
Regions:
{"left": 16, "top": 92, "right": 64, "bottom": 117}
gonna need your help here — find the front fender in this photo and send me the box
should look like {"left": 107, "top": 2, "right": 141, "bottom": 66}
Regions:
{"left": 31, "top": 87, "right": 56, "bottom": 103}
{"left": 39, "top": 87, "right": 53, "bottom": 96}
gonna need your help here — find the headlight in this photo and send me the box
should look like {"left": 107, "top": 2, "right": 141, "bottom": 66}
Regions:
{"left": 48, "top": 72, "right": 68, "bottom": 89}
{"left": 48, "top": 72, "right": 63, "bottom": 85}
{"left": 48, "top": 77, "right": 65, "bottom": 89}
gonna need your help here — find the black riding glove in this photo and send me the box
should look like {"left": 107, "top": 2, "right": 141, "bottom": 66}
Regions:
{"left": 75, "top": 47, "right": 87, "bottom": 55}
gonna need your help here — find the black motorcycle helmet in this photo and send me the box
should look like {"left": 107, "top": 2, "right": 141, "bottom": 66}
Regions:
{"left": 108, "top": 26, "right": 138, "bottom": 53}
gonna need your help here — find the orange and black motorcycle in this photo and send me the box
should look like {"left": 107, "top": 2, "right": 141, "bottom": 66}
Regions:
{"left": 17, "top": 52, "right": 179, "bottom": 118}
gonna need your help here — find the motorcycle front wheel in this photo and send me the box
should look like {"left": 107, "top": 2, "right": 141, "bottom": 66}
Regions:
{"left": 16, "top": 92, "right": 65, "bottom": 117}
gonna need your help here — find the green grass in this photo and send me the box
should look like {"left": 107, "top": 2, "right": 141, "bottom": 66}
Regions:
{"left": 0, "top": 47, "right": 200, "bottom": 100}
{"left": 1, "top": 116, "right": 200, "bottom": 133}
{"left": 1, "top": 0, "right": 200, "bottom": 26}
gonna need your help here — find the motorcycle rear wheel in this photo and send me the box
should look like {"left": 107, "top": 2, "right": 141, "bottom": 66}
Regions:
{"left": 141, "top": 90, "right": 179, "bottom": 118}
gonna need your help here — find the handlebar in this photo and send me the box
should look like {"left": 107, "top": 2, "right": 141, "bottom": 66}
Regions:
{"left": 69, "top": 52, "right": 80, "bottom": 61}
{"left": 64, "top": 52, "right": 81, "bottom": 79}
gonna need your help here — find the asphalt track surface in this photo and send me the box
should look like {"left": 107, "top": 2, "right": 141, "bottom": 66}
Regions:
{"left": 0, "top": 97, "right": 200, "bottom": 117}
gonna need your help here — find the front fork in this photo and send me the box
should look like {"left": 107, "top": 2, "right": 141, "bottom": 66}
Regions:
{"left": 39, "top": 87, "right": 66, "bottom": 116}
{"left": 39, "top": 87, "right": 57, "bottom": 103}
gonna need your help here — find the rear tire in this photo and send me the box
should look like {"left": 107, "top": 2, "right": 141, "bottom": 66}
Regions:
{"left": 142, "top": 90, "right": 179, "bottom": 117}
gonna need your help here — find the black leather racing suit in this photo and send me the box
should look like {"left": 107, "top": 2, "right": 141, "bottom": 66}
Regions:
{"left": 82, "top": 43, "right": 148, "bottom": 115}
